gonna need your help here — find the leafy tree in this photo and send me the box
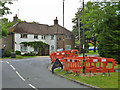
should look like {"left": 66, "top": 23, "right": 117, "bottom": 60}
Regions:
{"left": 0, "top": 18, "right": 14, "bottom": 38}
{"left": 0, "top": 1, "right": 13, "bottom": 16}
{"left": 72, "top": 1, "right": 120, "bottom": 63}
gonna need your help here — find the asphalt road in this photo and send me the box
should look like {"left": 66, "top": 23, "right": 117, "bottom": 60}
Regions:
{"left": 2, "top": 57, "right": 97, "bottom": 89}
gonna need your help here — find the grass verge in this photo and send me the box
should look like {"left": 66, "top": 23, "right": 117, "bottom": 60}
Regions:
{"left": 2, "top": 55, "right": 36, "bottom": 59}
{"left": 54, "top": 68, "right": 119, "bottom": 89}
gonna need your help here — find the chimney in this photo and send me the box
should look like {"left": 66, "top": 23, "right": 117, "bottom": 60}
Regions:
{"left": 13, "top": 14, "right": 18, "bottom": 24}
{"left": 54, "top": 17, "right": 58, "bottom": 25}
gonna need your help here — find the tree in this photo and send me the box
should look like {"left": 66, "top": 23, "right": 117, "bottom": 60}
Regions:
{"left": 0, "top": 18, "right": 14, "bottom": 38}
{"left": 0, "top": 1, "right": 13, "bottom": 16}
{"left": 72, "top": 1, "right": 120, "bottom": 63}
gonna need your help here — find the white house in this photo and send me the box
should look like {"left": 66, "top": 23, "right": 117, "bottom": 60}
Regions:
{"left": 2, "top": 15, "right": 75, "bottom": 55}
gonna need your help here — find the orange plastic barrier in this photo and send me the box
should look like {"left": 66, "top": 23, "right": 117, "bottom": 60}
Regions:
{"left": 84, "top": 57, "right": 116, "bottom": 73}
{"left": 50, "top": 49, "right": 79, "bottom": 63}
{"left": 63, "top": 56, "right": 116, "bottom": 74}
{"left": 63, "top": 56, "right": 89, "bottom": 73}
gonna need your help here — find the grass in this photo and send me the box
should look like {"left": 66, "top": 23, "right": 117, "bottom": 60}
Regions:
{"left": 54, "top": 68, "right": 119, "bottom": 89}
{"left": 79, "top": 50, "right": 99, "bottom": 56}
{"left": 2, "top": 55, "right": 36, "bottom": 59}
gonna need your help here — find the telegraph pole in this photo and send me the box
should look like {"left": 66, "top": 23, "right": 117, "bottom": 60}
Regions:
{"left": 78, "top": 17, "right": 81, "bottom": 54}
{"left": 82, "top": 0, "right": 85, "bottom": 74}
{"left": 63, "top": 0, "right": 65, "bottom": 51}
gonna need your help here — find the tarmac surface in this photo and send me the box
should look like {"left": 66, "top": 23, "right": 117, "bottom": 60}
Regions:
{"left": 1, "top": 57, "right": 97, "bottom": 89}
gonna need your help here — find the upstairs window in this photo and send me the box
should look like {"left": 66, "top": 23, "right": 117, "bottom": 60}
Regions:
{"left": 21, "top": 34, "right": 27, "bottom": 38}
{"left": 34, "top": 35, "right": 38, "bottom": 39}
{"left": 57, "top": 37, "right": 61, "bottom": 40}
{"left": 41, "top": 35, "right": 45, "bottom": 39}
{"left": 65, "top": 35, "right": 71, "bottom": 39}
{"left": 51, "top": 35, "right": 54, "bottom": 40}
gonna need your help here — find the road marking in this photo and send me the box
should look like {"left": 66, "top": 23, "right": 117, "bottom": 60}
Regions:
{"left": 6, "top": 61, "right": 9, "bottom": 64}
{"left": 10, "top": 65, "right": 16, "bottom": 70}
{"left": 28, "top": 84, "right": 38, "bottom": 90}
{"left": 16, "top": 71, "right": 25, "bottom": 81}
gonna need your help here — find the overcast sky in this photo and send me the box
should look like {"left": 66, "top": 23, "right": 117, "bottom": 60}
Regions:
{"left": 3, "top": 0, "right": 90, "bottom": 31}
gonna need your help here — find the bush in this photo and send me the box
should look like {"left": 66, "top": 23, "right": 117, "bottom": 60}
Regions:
{"left": 15, "top": 51, "right": 21, "bottom": 55}
{"left": 23, "top": 52, "right": 36, "bottom": 56}
{"left": 2, "top": 50, "right": 11, "bottom": 57}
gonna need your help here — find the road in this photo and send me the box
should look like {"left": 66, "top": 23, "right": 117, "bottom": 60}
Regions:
{"left": 2, "top": 57, "right": 96, "bottom": 89}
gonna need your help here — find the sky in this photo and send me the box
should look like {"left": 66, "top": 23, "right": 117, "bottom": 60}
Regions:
{"left": 3, "top": 0, "right": 90, "bottom": 31}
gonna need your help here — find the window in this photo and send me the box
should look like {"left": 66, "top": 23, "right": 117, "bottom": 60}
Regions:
{"left": 34, "top": 35, "right": 38, "bottom": 39}
{"left": 57, "top": 37, "right": 61, "bottom": 40}
{"left": 51, "top": 35, "right": 54, "bottom": 40}
{"left": 51, "top": 45, "right": 54, "bottom": 50}
{"left": 34, "top": 47, "right": 38, "bottom": 52}
{"left": 65, "top": 35, "right": 71, "bottom": 39}
{"left": 65, "top": 45, "right": 71, "bottom": 50}
{"left": 21, "top": 45, "right": 27, "bottom": 52}
{"left": 21, "top": 34, "right": 27, "bottom": 38}
{"left": 41, "top": 35, "right": 45, "bottom": 39}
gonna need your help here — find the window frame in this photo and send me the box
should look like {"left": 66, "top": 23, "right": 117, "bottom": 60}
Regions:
{"left": 20, "top": 34, "right": 27, "bottom": 38}
{"left": 51, "top": 35, "right": 54, "bottom": 40}
{"left": 20, "top": 44, "right": 27, "bottom": 52}
{"left": 65, "top": 35, "right": 71, "bottom": 39}
{"left": 34, "top": 35, "right": 38, "bottom": 39}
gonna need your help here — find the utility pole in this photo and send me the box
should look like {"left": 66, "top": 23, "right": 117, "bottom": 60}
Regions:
{"left": 78, "top": 17, "right": 81, "bottom": 54}
{"left": 63, "top": 0, "right": 65, "bottom": 51}
{"left": 82, "top": 0, "right": 85, "bottom": 74}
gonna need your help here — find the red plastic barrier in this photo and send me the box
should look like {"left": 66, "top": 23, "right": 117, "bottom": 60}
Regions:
{"left": 63, "top": 56, "right": 89, "bottom": 73}
{"left": 63, "top": 56, "right": 116, "bottom": 74}
{"left": 50, "top": 49, "right": 79, "bottom": 63}
{"left": 84, "top": 57, "right": 116, "bottom": 73}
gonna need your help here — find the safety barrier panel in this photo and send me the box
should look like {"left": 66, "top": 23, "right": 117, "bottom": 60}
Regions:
{"left": 50, "top": 49, "right": 79, "bottom": 63}
{"left": 63, "top": 56, "right": 89, "bottom": 73}
{"left": 84, "top": 57, "right": 116, "bottom": 73}
{"left": 63, "top": 57, "right": 116, "bottom": 74}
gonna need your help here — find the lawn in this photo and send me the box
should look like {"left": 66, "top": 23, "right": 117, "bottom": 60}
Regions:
{"left": 2, "top": 55, "right": 36, "bottom": 59}
{"left": 55, "top": 68, "right": 119, "bottom": 89}
{"left": 79, "top": 50, "right": 99, "bottom": 55}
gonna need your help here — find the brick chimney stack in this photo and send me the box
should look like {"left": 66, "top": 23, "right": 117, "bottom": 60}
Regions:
{"left": 54, "top": 17, "right": 58, "bottom": 25}
{"left": 13, "top": 14, "right": 18, "bottom": 24}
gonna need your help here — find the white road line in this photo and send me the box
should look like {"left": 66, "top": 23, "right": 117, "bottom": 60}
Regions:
{"left": 16, "top": 71, "right": 25, "bottom": 81}
{"left": 10, "top": 65, "right": 16, "bottom": 70}
{"left": 28, "top": 84, "right": 38, "bottom": 90}
{"left": 6, "top": 61, "right": 9, "bottom": 64}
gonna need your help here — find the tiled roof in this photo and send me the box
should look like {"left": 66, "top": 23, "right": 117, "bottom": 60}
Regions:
{"left": 8, "top": 22, "right": 72, "bottom": 35}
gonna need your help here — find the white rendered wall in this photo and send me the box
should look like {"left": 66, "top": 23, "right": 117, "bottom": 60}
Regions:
{"left": 14, "top": 33, "right": 57, "bottom": 54}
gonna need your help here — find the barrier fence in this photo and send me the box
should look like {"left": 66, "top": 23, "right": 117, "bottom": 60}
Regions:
{"left": 50, "top": 50, "right": 116, "bottom": 74}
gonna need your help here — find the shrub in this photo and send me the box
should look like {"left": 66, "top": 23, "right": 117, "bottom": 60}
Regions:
{"left": 23, "top": 52, "right": 36, "bottom": 56}
{"left": 15, "top": 51, "right": 21, "bottom": 55}
{"left": 2, "top": 50, "right": 11, "bottom": 57}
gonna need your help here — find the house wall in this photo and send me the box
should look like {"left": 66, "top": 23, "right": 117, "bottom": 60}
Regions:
{"left": 57, "top": 35, "right": 75, "bottom": 50}
{"left": 14, "top": 33, "right": 57, "bottom": 54}
{"left": 2, "top": 33, "right": 14, "bottom": 51}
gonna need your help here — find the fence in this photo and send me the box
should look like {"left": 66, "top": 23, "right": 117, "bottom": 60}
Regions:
{"left": 63, "top": 57, "right": 116, "bottom": 74}
{"left": 50, "top": 50, "right": 116, "bottom": 74}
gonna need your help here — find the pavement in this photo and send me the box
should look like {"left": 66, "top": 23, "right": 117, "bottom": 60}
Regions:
{"left": 1, "top": 56, "right": 97, "bottom": 89}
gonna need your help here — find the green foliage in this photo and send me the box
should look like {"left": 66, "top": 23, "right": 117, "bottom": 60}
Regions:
{"left": 15, "top": 51, "right": 21, "bottom": 55}
{"left": 1, "top": 28, "right": 8, "bottom": 37}
{"left": 21, "top": 41, "right": 48, "bottom": 55}
{"left": 72, "top": 1, "right": 120, "bottom": 63}
{"left": 2, "top": 49, "right": 11, "bottom": 57}
{"left": 0, "top": 1, "right": 13, "bottom": 16}
{"left": 0, "top": 18, "right": 14, "bottom": 37}
{"left": 23, "top": 52, "right": 36, "bottom": 56}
